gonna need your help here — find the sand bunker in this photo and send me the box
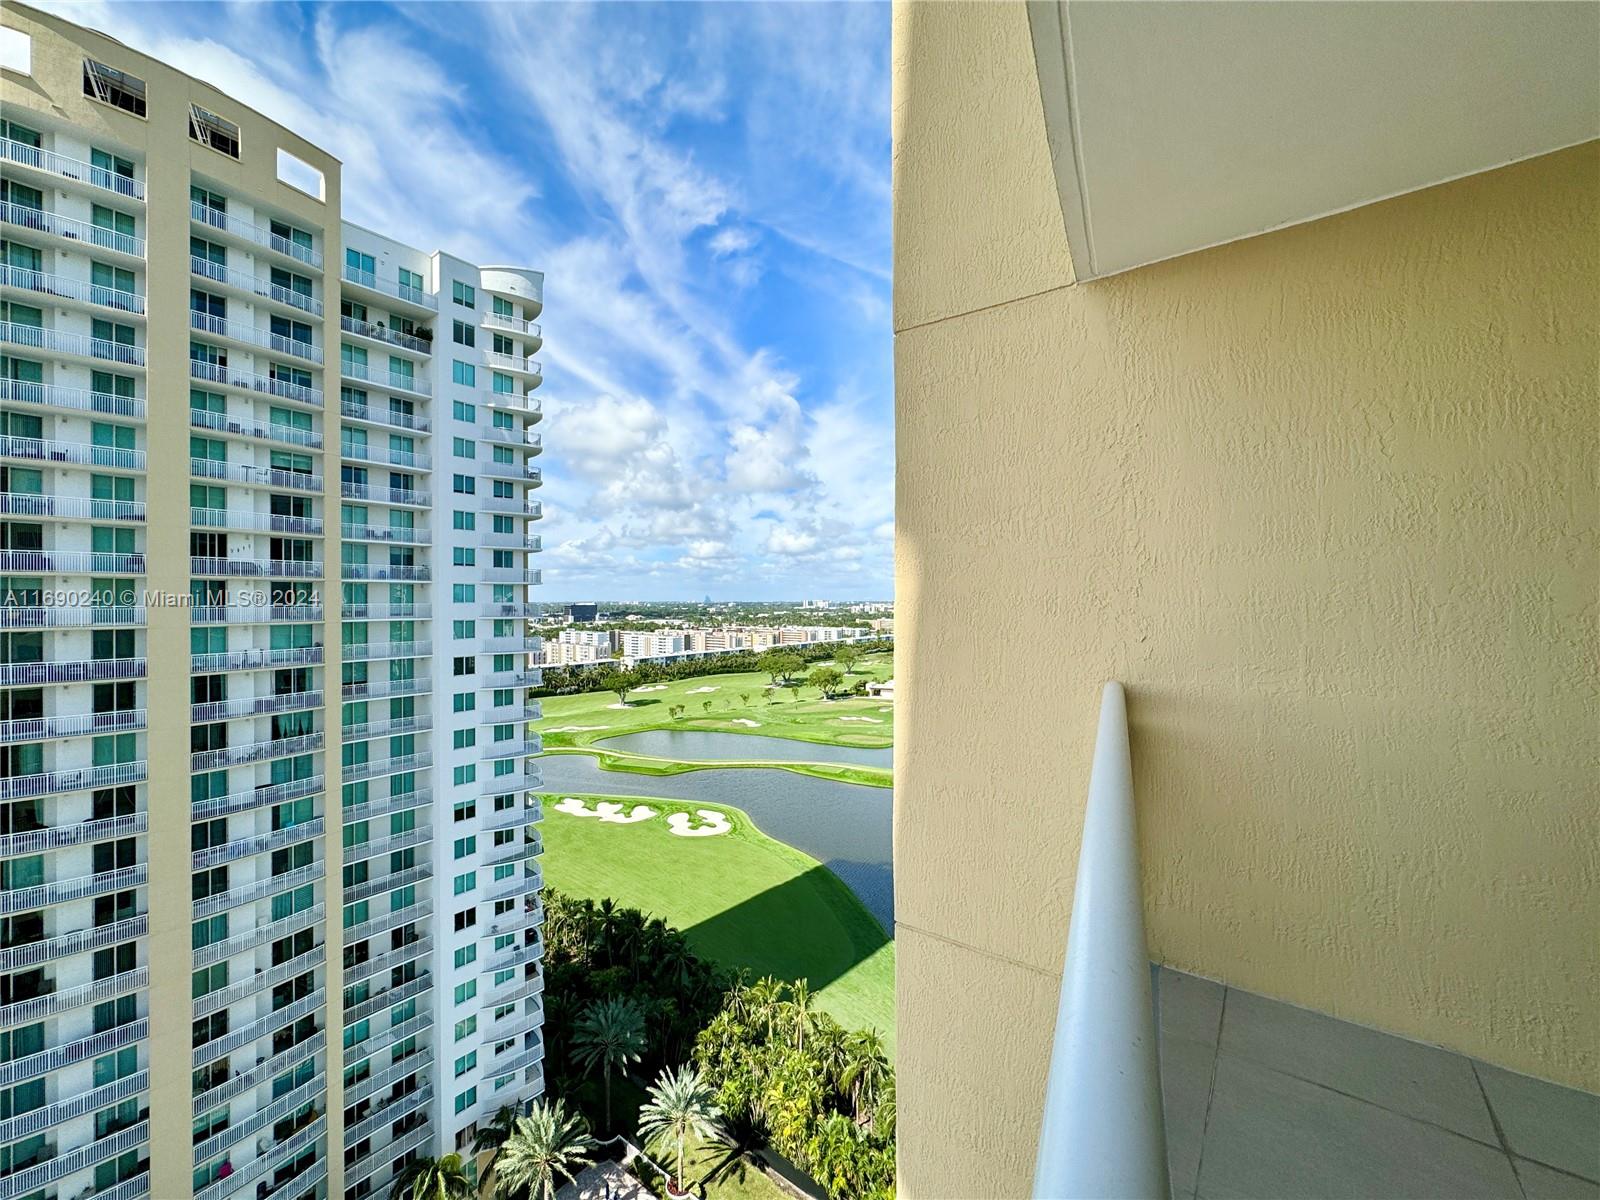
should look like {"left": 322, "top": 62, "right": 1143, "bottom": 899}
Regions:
{"left": 685, "top": 686, "right": 719, "bottom": 695}
{"left": 554, "top": 797, "right": 656, "bottom": 824}
{"left": 729, "top": 719, "right": 761, "bottom": 728}
{"left": 835, "top": 716, "right": 883, "bottom": 724}
{"left": 666, "top": 809, "right": 732, "bottom": 837}
{"left": 544, "top": 725, "right": 609, "bottom": 734}
{"left": 634, "top": 684, "right": 669, "bottom": 692}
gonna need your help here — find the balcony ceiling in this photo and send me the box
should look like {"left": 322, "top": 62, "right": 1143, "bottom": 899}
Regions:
{"left": 1028, "top": 0, "right": 1600, "bottom": 279}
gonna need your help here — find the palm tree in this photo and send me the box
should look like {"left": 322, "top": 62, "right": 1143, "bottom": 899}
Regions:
{"left": 702, "top": 1109, "right": 770, "bottom": 1188}
{"left": 471, "top": 1104, "right": 522, "bottom": 1191}
{"left": 389, "top": 1153, "right": 473, "bottom": 1200}
{"left": 787, "top": 979, "right": 815, "bottom": 1053}
{"left": 572, "top": 996, "right": 645, "bottom": 1130}
{"left": 840, "top": 1029, "right": 891, "bottom": 1124}
{"left": 493, "top": 1100, "right": 596, "bottom": 1200}
{"left": 638, "top": 1064, "right": 723, "bottom": 1193}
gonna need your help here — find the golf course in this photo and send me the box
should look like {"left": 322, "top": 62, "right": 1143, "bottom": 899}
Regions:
{"left": 535, "top": 651, "right": 896, "bottom": 1050}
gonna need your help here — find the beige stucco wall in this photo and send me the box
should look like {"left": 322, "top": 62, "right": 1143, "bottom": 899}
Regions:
{"left": 893, "top": 3, "right": 1598, "bottom": 1195}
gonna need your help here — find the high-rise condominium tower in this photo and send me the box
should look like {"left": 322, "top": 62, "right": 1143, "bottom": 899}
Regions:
{"left": 0, "top": 7, "right": 547, "bottom": 1199}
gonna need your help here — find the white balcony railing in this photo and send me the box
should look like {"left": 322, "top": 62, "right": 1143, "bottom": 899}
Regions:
{"left": 340, "top": 264, "right": 435, "bottom": 308}
{"left": 2, "top": 264, "right": 144, "bottom": 314}
{"left": 190, "top": 199, "right": 321, "bottom": 268}
{"left": 1, "top": 137, "right": 145, "bottom": 199}
{"left": 0, "top": 201, "right": 144, "bottom": 256}
{"left": 0, "top": 606, "right": 143, "bottom": 630}
{"left": 0, "top": 657, "right": 145, "bottom": 687}
{"left": 190, "top": 406, "right": 324, "bottom": 449}
{"left": 341, "top": 480, "right": 428, "bottom": 506}
{"left": 339, "top": 395, "right": 431, "bottom": 432}
{"left": 1032, "top": 682, "right": 1168, "bottom": 1200}
{"left": 190, "top": 255, "right": 323, "bottom": 317}
{"left": 0, "top": 378, "right": 144, "bottom": 418}
{"left": 189, "top": 310, "right": 322, "bottom": 363}
{"left": 0, "top": 321, "right": 144, "bottom": 366}
{"left": 339, "top": 357, "right": 431, "bottom": 396}
{"left": 190, "top": 358, "right": 321, "bottom": 406}
{"left": 0, "top": 492, "right": 144, "bottom": 521}
{"left": 482, "top": 310, "right": 540, "bottom": 338}
{"left": 0, "top": 434, "right": 144, "bottom": 471}
{"left": 339, "top": 314, "right": 433, "bottom": 355}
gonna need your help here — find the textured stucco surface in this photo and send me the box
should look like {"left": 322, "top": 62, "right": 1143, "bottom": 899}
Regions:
{"left": 893, "top": 4, "right": 1598, "bottom": 1195}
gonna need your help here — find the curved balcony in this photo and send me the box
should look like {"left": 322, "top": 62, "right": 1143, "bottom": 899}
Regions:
{"left": 190, "top": 310, "right": 322, "bottom": 364}
{"left": 190, "top": 359, "right": 321, "bottom": 407}
{"left": 481, "top": 701, "right": 540, "bottom": 725}
{"left": 190, "top": 200, "right": 321, "bottom": 269}
{"left": 2, "top": 263, "right": 143, "bottom": 315}
{"left": 0, "top": 201, "right": 144, "bottom": 258}
{"left": 190, "top": 255, "right": 323, "bottom": 317}
{"left": 0, "top": 378, "right": 144, "bottom": 419}
{"left": 482, "top": 309, "right": 541, "bottom": 338}
{"left": 482, "top": 800, "right": 542, "bottom": 833}
{"left": 0, "top": 321, "right": 144, "bottom": 366}
{"left": 0, "top": 434, "right": 144, "bottom": 472}
{"left": 482, "top": 349, "right": 541, "bottom": 378}
{"left": 190, "top": 406, "right": 323, "bottom": 450}
{"left": 1, "top": 137, "right": 145, "bottom": 200}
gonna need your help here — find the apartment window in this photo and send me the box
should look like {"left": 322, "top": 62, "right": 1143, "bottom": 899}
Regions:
{"left": 491, "top": 371, "right": 515, "bottom": 395}
{"left": 452, "top": 474, "right": 475, "bottom": 495}
{"left": 398, "top": 266, "right": 424, "bottom": 294}
{"left": 453, "top": 765, "right": 475, "bottom": 786}
{"left": 452, "top": 511, "right": 475, "bottom": 531}
{"left": 452, "top": 281, "right": 475, "bottom": 308}
{"left": 453, "top": 729, "right": 476, "bottom": 750}
{"left": 83, "top": 59, "right": 147, "bottom": 117}
{"left": 453, "top": 944, "right": 476, "bottom": 969}
{"left": 452, "top": 320, "right": 475, "bottom": 347}
{"left": 454, "top": 1016, "right": 477, "bottom": 1041}
{"left": 453, "top": 980, "right": 477, "bottom": 1005}
{"left": 454, "top": 801, "right": 477, "bottom": 823}
{"left": 454, "top": 836, "right": 477, "bottom": 859}
{"left": 452, "top": 619, "right": 476, "bottom": 638}
{"left": 453, "top": 584, "right": 476, "bottom": 602}
{"left": 452, "top": 692, "right": 475, "bottom": 714}
{"left": 453, "top": 548, "right": 475, "bottom": 567}
{"left": 453, "top": 657, "right": 475, "bottom": 676}
{"left": 453, "top": 437, "right": 474, "bottom": 460}
{"left": 453, "top": 400, "right": 475, "bottom": 423}
{"left": 492, "top": 481, "right": 515, "bottom": 500}
{"left": 455, "top": 1051, "right": 477, "bottom": 1077}
{"left": 188, "top": 104, "right": 241, "bottom": 159}
{"left": 452, "top": 360, "right": 475, "bottom": 387}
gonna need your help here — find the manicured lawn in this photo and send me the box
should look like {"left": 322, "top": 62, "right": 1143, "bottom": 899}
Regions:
{"left": 541, "top": 793, "right": 896, "bottom": 1056}
{"left": 536, "top": 656, "right": 894, "bottom": 750}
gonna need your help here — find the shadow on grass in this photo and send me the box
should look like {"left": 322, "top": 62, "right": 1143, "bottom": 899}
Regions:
{"left": 679, "top": 864, "right": 891, "bottom": 997}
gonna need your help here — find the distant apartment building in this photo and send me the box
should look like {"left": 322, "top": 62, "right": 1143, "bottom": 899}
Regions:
{"left": 565, "top": 602, "right": 596, "bottom": 623}
{"left": 617, "top": 631, "right": 685, "bottom": 660}
{"left": 0, "top": 7, "right": 545, "bottom": 1200}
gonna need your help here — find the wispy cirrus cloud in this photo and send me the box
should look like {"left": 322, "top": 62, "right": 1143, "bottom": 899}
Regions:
{"left": 51, "top": 0, "right": 893, "bottom": 599}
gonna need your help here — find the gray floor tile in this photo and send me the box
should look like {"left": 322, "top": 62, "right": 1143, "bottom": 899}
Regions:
{"left": 1517, "top": 1160, "right": 1600, "bottom": 1200}
{"left": 1162, "top": 1032, "right": 1217, "bottom": 1198}
{"left": 1197, "top": 1054, "right": 1521, "bottom": 1200}
{"left": 1477, "top": 1063, "right": 1600, "bottom": 1182}
{"left": 1218, "top": 988, "right": 1497, "bottom": 1143}
{"left": 1159, "top": 966, "right": 1225, "bottom": 1047}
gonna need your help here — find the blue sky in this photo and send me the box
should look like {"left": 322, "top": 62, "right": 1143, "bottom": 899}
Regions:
{"left": 58, "top": 0, "right": 894, "bottom": 601}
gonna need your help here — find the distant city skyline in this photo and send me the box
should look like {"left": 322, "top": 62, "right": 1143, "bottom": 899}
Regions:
{"left": 47, "top": 0, "right": 895, "bottom": 600}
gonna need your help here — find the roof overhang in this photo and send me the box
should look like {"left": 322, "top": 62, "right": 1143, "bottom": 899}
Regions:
{"left": 1027, "top": 1, "right": 1600, "bottom": 281}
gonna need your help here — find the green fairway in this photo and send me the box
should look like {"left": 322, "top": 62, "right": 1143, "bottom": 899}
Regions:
{"left": 540, "top": 792, "right": 896, "bottom": 1056}
{"left": 536, "top": 654, "right": 893, "bottom": 777}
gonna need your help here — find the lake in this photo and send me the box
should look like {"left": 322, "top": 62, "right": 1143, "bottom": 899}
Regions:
{"left": 535, "top": 750, "right": 895, "bottom": 932}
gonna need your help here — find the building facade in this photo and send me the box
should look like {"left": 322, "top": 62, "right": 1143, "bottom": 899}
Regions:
{"left": 1, "top": 7, "right": 546, "bottom": 1200}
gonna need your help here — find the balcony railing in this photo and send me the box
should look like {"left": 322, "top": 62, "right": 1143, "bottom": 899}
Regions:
{"left": 2, "top": 610, "right": 143, "bottom": 635}
{"left": 192, "top": 1114, "right": 325, "bottom": 1200}
{"left": 0, "top": 708, "right": 145, "bottom": 744}
{"left": 342, "top": 974, "right": 433, "bottom": 1030}
{"left": 191, "top": 902, "right": 324, "bottom": 970}
{"left": 0, "top": 1017, "right": 146, "bottom": 1088}
{"left": 340, "top": 602, "right": 430, "bottom": 620}
{"left": 190, "top": 255, "right": 323, "bottom": 316}
{"left": 0, "top": 377, "right": 144, "bottom": 418}
{"left": 343, "top": 749, "right": 433, "bottom": 784}
{"left": 191, "top": 774, "right": 322, "bottom": 823}
{"left": 190, "top": 987, "right": 324, "bottom": 1067}
{"left": 190, "top": 310, "right": 323, "bottom": 363}
{"left": 483, "top": 310, "right": 540, "bottom": 337}
{"left": 0, "top": 863, "right": 147, "bottom": 916}
{"left": 342, "top": 639, "right": 431, "bottom": 662}
{"left": 343, "top": 897, "right": 432, "bottom": 948}
{"left": 344, "top": 1082, "right": 432, "bottom": 1146}
{"left": 0, "top": 320, "right": 144, "bottom": 365}
{"left": 341, "top": 862, "right": 431, "bottom": 907}
{"left": 0, "top": 759, "right": 147, "bottom": 802}
{"left": 0, "top": 808, "right": 147, "bottom": 855}
{"left": 0, "top": 657, "right": 145, "bottom": 687}
{"left": 340, "top": 521, "right": 427, "bottom": 545}
{"left": 0, "top": 1069, "right": 149, "bottom": 1144}
{"left": 0, "top": 492, "right": 145, "bottom": 521}
{"left": 193, "top": 1031, "right": 323, "bottom": 1113}
{"left": 189, "top": 457, "right": 321, "bottom": 492}
{"left": 1, "top": 136, "right": 145, "bottom": 199}
{"left": 188, "top": 556, "right": 323, "bottom": 579}
{"left": 340, "top": 264, "right": 434, "bottom": 308}
{"left": 191, "top": 507, "right": 322, "bottom": 536}
{"left": 340, "top": 561, "right": 430, "bottom": 581}
{"left": 190, "top": 200, "right": 321, "bottom": 268}
{"left": 339, "top": 357, "right": 430, "bottom": 397}
{"left": 339, "top": 314, "right": 433, "bottom": 355}
{"left": 2, "top": 263, "right": 144, "bottom": 314}
{"left": 0, "top": 913, "right": 146, "bottom": 973}
{"left": 341, "top": 480, "right": 427, "bottom": 506}
{"left": 189, "top": 645, "right": 323, "bottom": 672}
{"left": 191, "top": 1070, "right": 324, "bottom": 1165}
{"left": 193, "top": 945, "right": 323, "bottom": 1023}
{"left": 189, "top": 406, "right": 324, "bottom": 450}
{"left": 0, "top": 548, "right": 145, "bottom": 574}
{"left": 339, "top": 824, "right": 432, "bottom": 867}
{"left": 0, "top": 965, "right": 147, "bottom": 1027}
{"left": 339, "top": 394, "right": 431, "bottom": 432}
{"left": 340, "top": 788, "right": 431, "bottom": 827}
{"left": 1031, "top": 682, "right": 1168, "bottom": 1200}
{"left": 0, "top": 433, "right": 144, "bottom": 471}
{"left": 339, "top": 439, "right": 431, "bottom": 470}
{"left": 345, "top": 1120, "right": 432, "bottom": 1190}
{"left": 190, "top": 731, "right": 324, "bottom": 773}
{"left": 190, "top": 818, "right": 324, "bottom": 871}
{"left": 0, "top": 200, "right": 145, "bottom": 256}
{"left": 191, "top": 690, "right": 321, "bottom": 723}
{"left": 0, "top": 1118, "right": 149, "bottom": 1200}
{"left": 339, "top": 675, "right": 431, "bottom": 701}
{"left": 190, "top": 358, "right": 322, "bottom": 406}
{"left": 343, "top": 1045, "right": 433, "bottom": 1109}
{"left": 192, "top": 605, "right": 323, "bottom": 625}
{"left": 343, "top": 933, "right": 430, "bottom": 986}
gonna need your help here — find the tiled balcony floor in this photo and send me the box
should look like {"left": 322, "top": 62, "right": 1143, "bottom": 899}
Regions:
{"left": 1156, "top": 968, "right": 1600, "bottom": 1200}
